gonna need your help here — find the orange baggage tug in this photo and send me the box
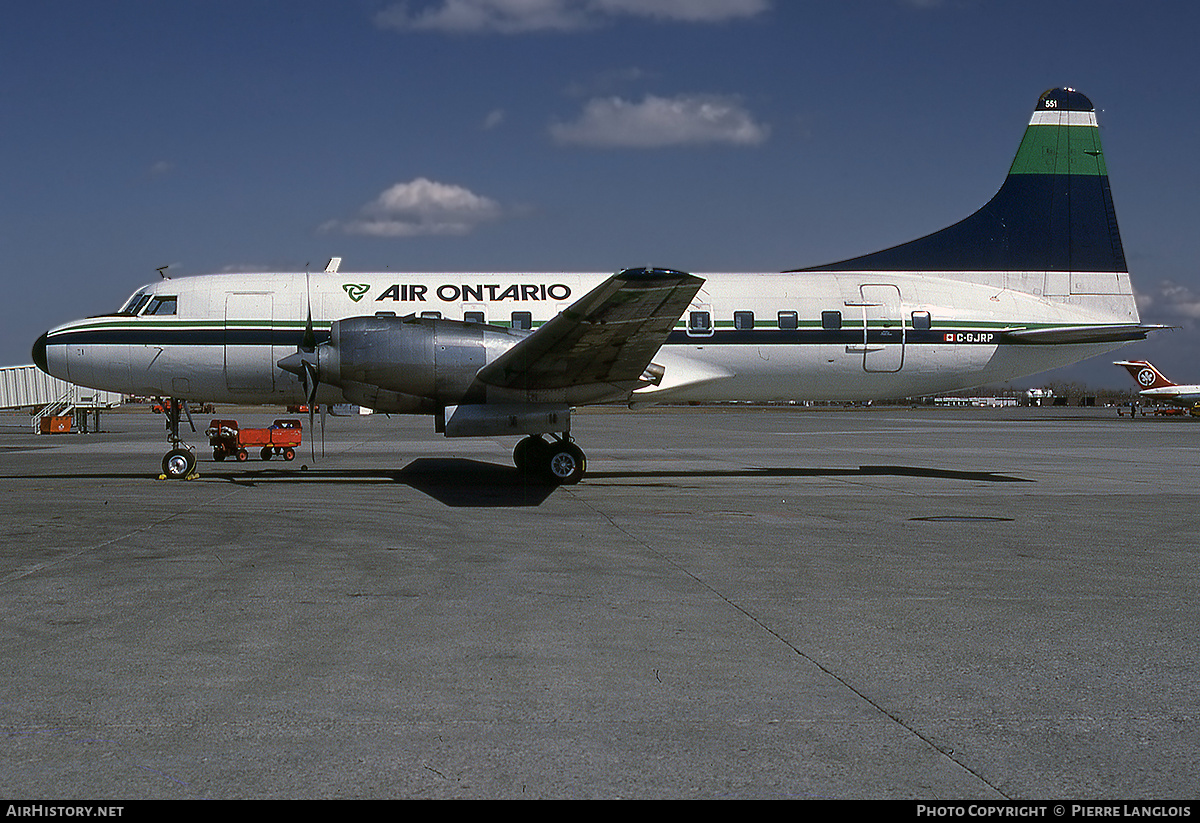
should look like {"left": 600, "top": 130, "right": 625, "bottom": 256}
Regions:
{"left": 207, "top": 419, "right": 301, "bottom": 462}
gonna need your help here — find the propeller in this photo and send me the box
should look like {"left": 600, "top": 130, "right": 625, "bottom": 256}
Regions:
{"left": 278, "top": 273, "right": 326, "bottom": 460}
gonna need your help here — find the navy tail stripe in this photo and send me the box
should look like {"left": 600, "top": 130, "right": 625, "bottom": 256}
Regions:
{"left": 793, "top": 174, "right": 1127, "bottom": 273}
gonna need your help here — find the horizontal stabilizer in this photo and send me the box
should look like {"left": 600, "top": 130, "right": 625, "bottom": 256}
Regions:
{"left": 1001, "top": 324, "right": 1166, "bottom": 344}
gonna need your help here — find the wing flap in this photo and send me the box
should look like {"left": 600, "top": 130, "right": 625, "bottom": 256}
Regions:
{"left": 477, "top": 268, "right": 704, "bottom": 391}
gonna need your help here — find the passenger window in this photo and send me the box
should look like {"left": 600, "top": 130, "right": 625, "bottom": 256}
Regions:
{"left": 734, "top": 311, "right": 755, "bottom": 330}
{"left": 777, "top": 311, "right": 798, "bottom": 330}
{"left": 144, "top": 296, "right": 177, "bottom": 316}
{"left": 512, "top": 311, "right": 532, "bottom": 330}
{"left": 822, "top": 310, "right": 842, "bottom": 330}
{"left": 912, "top": 310, "right": 932, "bottom": 330}
{"left": 420, "top": 311, "right": 442, "bottom": 319}
{"left": 688, "top": 311, "right": 713, "bottom": 336}
{"left": 464, "top": 311, "right": 485, "bottom": 324}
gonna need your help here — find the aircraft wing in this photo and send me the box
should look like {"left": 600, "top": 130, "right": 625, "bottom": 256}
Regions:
{"left": 477, "top": 268, "right": 704, "bottom": 392}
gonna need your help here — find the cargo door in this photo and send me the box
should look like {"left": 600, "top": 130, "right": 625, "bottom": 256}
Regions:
{"left": 845, "top": 283, "right": 905, "bottom": 373}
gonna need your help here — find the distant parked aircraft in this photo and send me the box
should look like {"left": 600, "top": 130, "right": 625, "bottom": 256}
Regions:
{"left": 1115, "top": 361, "right": 1200, "bottom": 415}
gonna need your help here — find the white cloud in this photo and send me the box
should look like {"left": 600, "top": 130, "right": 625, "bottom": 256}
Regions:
{"left": 1147, "top": 280, "right": 1200, "bottom": 321}
{"left": 482, "top": 108, "right": 506, "bottom": 130}
{"left": 549, "top": 94, "right": 769, "bottom": 148}
{"left": 591, "top": 0, "right": 769, "bottom": 23}
{"left": 374, "top": 0, "right": 769, "bottom": 34}
{"left": 322, "top": 178, "right": 507, "bottom": 237}
{"left": 376, "top": 0, "right": 589, "bottom": 33}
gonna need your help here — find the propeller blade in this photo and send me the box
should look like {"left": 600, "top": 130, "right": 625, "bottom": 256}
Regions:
{"left": 301, "top": 305, "right": 316, "bottom": 353}
{"left": 320, "top": 403, "right": 327, "bottom": 458}
{"left": 301, "top": 271, "right": 316, "bottom": 352}
{"left": 302, "top": 359, "right": 319, "bottom": 460}
{"left": 302, "top": 359, "right": 319, "bottom": 405}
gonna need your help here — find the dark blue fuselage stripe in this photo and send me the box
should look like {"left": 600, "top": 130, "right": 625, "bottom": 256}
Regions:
{"left": 46, "top": 328, "right": 330, "bottom": 347}
{"left": 46, "top": 327, "right": 1003, "bottom": 347}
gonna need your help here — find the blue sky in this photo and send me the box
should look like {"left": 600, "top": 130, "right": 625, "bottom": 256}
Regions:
{"left": 6, "top": 0, "right": 1200, "bottom": 389}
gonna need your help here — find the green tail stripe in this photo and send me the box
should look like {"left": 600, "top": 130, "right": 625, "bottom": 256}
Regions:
{"left": 1008, "top": 123, "right": 1107, "bottom": 176}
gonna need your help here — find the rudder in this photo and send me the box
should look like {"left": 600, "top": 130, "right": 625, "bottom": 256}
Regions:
{"left": 1115, "top": 360, "right": 1176, "bottom": 390}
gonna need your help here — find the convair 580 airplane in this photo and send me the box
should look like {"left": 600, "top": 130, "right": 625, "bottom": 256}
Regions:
{"left": 34, "top": 89, "right": 1158, "bottom": 482}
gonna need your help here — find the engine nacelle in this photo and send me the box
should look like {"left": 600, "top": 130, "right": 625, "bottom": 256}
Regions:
{"left": 319, "top": 315, "right": 527, "bottom": 411}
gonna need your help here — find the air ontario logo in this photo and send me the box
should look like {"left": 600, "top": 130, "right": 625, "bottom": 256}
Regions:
{"left": 343, "top": 284, "right": 370, "bottom": 302}
{"left": 1138, "top": 368, "right": 1157, "bottom": 387}
{"left": 373, "top": 283, "right": 573, "bottom": 303}
{"left": 342, "top": 282, "right": 573, "bottom": 304}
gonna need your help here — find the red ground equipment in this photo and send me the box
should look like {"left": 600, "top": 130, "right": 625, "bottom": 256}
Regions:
{"left": 206, "top": 419, "right": 302, "bottom": 462}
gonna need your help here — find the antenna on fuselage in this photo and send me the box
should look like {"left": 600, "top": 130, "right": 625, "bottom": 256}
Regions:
{"left": 156, "top": 265, "right": 170, "bottom": 279}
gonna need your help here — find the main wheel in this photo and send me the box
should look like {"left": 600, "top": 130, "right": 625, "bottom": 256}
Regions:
{"left": 162, "top": 448, "right": 195, "bottom": 479}
{"left": 543, "top": 441, "right": 586, "bottom": 485}
{"left": 513, "top": 436, "right": 547, "bottom": 472}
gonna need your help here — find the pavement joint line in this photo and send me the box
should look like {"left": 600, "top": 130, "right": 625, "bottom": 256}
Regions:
{"left": 568, "top": 487, "right": 1011, "bottom": 800}
{"left": 0, "top": 486, "right": 246, "bottom": 585}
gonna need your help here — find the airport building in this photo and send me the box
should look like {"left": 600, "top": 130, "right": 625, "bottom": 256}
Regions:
{"left": 0, "top": 363, "right": 123, "bottom": 433}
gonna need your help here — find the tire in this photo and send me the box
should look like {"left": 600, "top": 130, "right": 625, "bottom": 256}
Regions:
{"left": 261, "top": 447, "right": 273, "bottom": 461}
{"left": 513, "top": 436, "right": 546, "bottom": 472}
{"left": 162, "top": 448, "right": 195, "bottom": 479}
{"left": 236, "top": 449, "right": 249, "bottom": 462}
{"left": 283, "top": 447, "right": 295, "bottom": 461}
{"left": 543, "top": 442, "right": 586, "bottom": 484}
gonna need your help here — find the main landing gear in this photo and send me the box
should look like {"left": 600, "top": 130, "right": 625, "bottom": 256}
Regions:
{"left": 512, "top": 434, "right": 586, "bottom": 485}
{"left": 160, "top": 397, "right": 198, "bottom": 480}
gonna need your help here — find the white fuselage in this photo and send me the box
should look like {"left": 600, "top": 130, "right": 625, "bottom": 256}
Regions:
{"left": 40, "top": 268, "right": 1141, "bottom": 407}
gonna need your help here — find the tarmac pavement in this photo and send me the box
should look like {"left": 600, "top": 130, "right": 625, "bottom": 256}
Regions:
{"left": 1, "top": 405, "right": 1197, "bottom": 799}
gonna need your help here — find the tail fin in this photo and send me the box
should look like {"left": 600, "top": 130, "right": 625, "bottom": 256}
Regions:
{"left": 793, "top": 88, "right": 1126, "bottom": 273}
{"left": 1115, "top": 360, "right": 1177, "bottom": 390}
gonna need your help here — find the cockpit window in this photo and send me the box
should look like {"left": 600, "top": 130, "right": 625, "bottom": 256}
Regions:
{"left": 143, "top": 296, "right": 177, "bottom": 316}
{"left": 117, "top": 292, "right": 152, "bottom": 316}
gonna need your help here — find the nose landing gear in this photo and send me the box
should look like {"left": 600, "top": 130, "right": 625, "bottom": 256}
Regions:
{"left": 159, "top": 397, "right": 198, "bottom": 480}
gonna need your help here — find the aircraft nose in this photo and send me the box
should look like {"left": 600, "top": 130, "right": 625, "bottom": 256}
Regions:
{"left": 32, "top": 332, "right": 48, "bottom": 374}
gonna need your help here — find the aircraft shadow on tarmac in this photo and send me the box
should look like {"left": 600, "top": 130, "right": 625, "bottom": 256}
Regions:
{"left": 585, "top": 465, "right": 1032, "bottom": 483}
{"left": 0, "top": 460, "right": 1031, "bottom": 508}
{"left": 212, "top": 459, "right": 1033, "bottom": 507}
{"left": 205, "top": 458, "right": 558, "bottom": 507}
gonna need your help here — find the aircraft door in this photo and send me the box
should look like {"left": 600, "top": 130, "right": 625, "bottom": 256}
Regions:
{"left": 224, "top": 293, "right": 276, "bottom": 393}
{"left": 845, "top": 283, "right": 904, "bottom": 373}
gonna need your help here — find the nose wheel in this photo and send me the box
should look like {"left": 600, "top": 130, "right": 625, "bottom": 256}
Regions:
{"left": 162, "top": 448, "right": 197, "bottom": 479}
{"left": 160, "top": 396, "right": 198, "bottom": 480}
{"left": 513, "top": 435, "right": 586, "bottom": 484}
